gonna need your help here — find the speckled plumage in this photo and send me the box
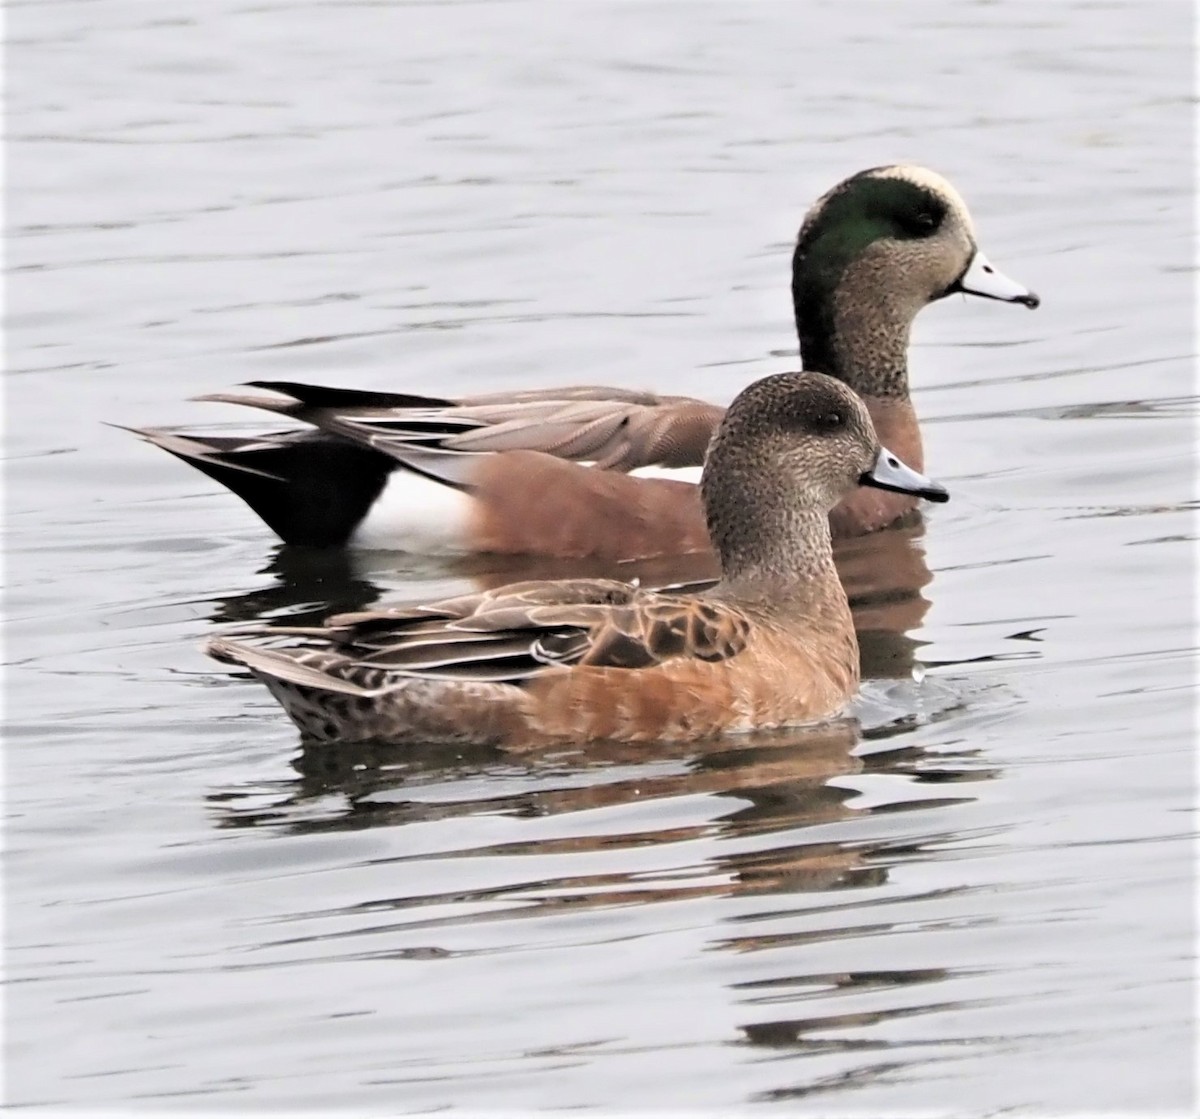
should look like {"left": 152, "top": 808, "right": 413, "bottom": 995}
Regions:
{"left": 207, "top": 373, "right": 945, "bottom": 747}
{"left": 131, "top": 165, "right": 1035, "bottom": 556}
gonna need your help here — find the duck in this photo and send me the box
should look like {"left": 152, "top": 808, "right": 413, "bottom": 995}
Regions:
{"left": 132, "top": 165, "right": 1035, "bottom": 558}
{"left": 206, "top": 371, "right": 949, "bottom": 747}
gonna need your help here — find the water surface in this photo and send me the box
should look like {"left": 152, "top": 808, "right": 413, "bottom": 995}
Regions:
{"left": 6, "top": 0, "right": 1195, "bottom": 1113}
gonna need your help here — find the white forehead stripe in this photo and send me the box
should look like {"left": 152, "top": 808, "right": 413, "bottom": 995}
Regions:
{"left": 867, "top": 165, "right": 976, "bottom": 236}
{"left": 799, "top": 164, "right": 978, "bottom": 242}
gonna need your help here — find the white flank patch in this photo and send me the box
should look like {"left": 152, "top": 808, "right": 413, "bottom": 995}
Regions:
{"left": 349, "top": 470, "right": 473, "bottom": 553}
{"left": 351, "top": 463, "right": 701, "bottom": 552}
{"left": 627, "top": 464, "right": 704, "bottom": 484}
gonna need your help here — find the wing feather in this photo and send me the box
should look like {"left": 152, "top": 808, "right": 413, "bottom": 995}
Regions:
{"left": 211, "top": 578, "right": 751, "bottom": 691}
{"left": 189, "top": 381, "right": 723, "bottom": 474}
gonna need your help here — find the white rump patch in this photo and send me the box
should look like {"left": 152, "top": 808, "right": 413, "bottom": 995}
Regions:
{"left": 349, "top": 470, "right": 473, "bottom": 553}
{"left": 627, "top": 464, "right": 704, "bottom": 484}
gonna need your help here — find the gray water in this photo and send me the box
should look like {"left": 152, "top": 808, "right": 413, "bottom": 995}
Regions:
{"left": 6, "top": 1, "right": 1196, "bottom": 1113}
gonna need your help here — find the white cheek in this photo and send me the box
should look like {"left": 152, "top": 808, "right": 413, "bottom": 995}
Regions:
{"left": 349, "top": 470, "right": 473, "bottom": 553}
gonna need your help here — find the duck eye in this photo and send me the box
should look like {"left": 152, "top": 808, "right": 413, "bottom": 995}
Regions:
{"left": 814, "top": 410, "right": 845, "bottom": 432}
{"left": 900, "top": 207, "right": 942, "bottom": 236}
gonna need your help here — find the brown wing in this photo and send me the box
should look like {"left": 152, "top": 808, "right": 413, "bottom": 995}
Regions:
{"left": 194, "top": 381, "right": 724, "bottom": 475}
{"left": 312, "top": 579, "right": 646, "bottom": 683}
{"left": 217, "top": 579, "right": 750, "bottom": 688}
{"left": 529, "top": 594, "right": 748, "bottom": 670}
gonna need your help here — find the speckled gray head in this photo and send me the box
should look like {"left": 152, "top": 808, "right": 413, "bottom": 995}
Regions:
{"left": 701, "top": 371, "right": 949, "bottom": 581}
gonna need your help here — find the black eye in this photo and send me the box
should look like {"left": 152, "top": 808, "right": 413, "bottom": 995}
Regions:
{"left": 898, "top": 206, "right": 942, "bottom": 237}
{"left": 813, "top": 410, "right": 845, "bottom": 432}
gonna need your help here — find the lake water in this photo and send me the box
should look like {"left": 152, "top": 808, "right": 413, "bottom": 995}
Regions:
{"left": 6, "top": 0, "right": 1195, "bottom": 1113}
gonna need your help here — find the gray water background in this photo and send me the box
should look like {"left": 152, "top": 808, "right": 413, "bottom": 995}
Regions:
{"left": 6, "top": 0, "right": 1196, "bottom": 1113}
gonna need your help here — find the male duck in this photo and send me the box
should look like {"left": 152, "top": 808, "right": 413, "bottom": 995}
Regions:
{"left": 135, "top": 165, "right": 1034, "bottom": 558}
{"left": 207, "top": 372, "right": 949, "bottom": 746}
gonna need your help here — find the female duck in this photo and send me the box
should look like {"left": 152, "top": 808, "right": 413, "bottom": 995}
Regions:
{"left": 133, "top": 164, "right": 1032, "bottom": 558}
{"left": 207, "top": 372, "right": 948, "bottom": 746}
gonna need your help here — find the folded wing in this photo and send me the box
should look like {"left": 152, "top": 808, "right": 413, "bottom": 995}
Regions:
{"left": 196, "top": 380, "right": 725, "bottom": 474}
{"left": 208, "top": 578, "right": 751, "bottom": 691}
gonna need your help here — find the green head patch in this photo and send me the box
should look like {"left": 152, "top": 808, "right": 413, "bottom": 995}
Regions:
{"left": 791, "top": 169, "right": 958, "bottom": 381}
{"left": 793, "top": 170, "right": 950, "bottom": 297}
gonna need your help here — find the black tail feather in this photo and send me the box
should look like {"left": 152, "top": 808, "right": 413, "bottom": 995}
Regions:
{"left": 140, "top": 429, "right": 396, "bottom": 548}
{"left": 244, "top": 381, "right": 457, "bottom": 410}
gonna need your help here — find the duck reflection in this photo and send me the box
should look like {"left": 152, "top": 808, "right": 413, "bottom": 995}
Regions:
{"left": 834, "top": 519, "right": 933, "bottom": 679}
{"left": 209, "top": 700, "right": 997, "bottom": 907}
{"left": 733, "top": 963, "right": 984, "bottom": 1103}
{"left": 207, "top": 546, "right": 380, "bottom": 627}
{"left": 213, "top": 718, "right": 864, "bottom": 837}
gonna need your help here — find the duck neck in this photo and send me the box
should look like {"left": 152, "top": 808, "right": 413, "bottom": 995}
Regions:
{"left": 793, "top": 254, "right": 925, "bottom": 533}
{"left": 706, "top": 481, "right": 845, "bottom": 614}
{"left": 792, "top": 251, "right": 917, "bottom": 403}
